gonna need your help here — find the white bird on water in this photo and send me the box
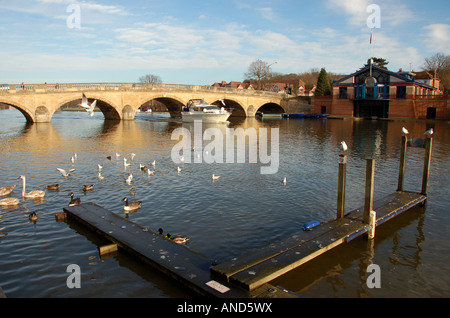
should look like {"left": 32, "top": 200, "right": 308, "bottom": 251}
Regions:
{"left": 177, "top": 166, "right": 182, "bottom": 173}
{"left": 19, "top": 175, "right": 46, "bottom": 199}
{"left": 212, "top": 174, "right": 220, "bottom": 181}
{"left": 424, "top": 128, "right": 434, "bottom": 137}
{"left": 125, "top": 173, "right": 133, "bottom": 184}
{"left": 282, "top": 177, "right": 287, "bottom": 185}
{"left": 123, "top": 158, "right": 131, "bottom": 167}
{"left": 340, "top": 141, "right": 348, "bottom": 153}
{"left": 401, "top": 127, "right": 409, "bottom": 136}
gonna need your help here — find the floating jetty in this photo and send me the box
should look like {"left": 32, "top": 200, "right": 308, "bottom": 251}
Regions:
{"left": 63, "top": 134, "right": 432, "bottom": 297}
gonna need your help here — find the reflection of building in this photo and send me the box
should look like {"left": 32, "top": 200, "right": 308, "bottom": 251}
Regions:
{"left": 312, "top": 65, "right": 449, "bottom": 119}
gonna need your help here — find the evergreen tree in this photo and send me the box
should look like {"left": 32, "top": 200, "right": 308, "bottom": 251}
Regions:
{"left": 315, "top": 68, "right": 331, "bottom": 96}
{"left": 364, "top": 57, "right": 389, "bottom": 70}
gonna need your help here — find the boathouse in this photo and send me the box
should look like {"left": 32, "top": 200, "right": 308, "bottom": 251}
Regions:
{"left": 311, "top": 65, "right": 449, "bottom": 119}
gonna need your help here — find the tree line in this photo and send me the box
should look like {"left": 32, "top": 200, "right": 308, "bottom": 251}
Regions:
{"left": 138, "top": 52, "right": 450, "bottom": 95}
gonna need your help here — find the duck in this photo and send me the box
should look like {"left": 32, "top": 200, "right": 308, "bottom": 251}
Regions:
{"left": 0, "top": 197, "right": 20, "bottom": 207}
{"left": 212, "top": 174, "right": 220, "bottom": 181}
{"left": 28, "top": 212, "right": 38, "bottom": 222}
{"left": 19, "top": 175, "right": 46, "bottom": 199}
{"left": 47, "top": 184, "right": 60, "bottom": 190}
{"left": 68, "top": 192, "right": 81, "bottom": 207}
{"left": 166, "top": 232, "right": 190, "bottom": 245}
{"left": 123, "top": 197, "right": 141, "bottom": 213}
{"left": 0, "top": 185, "right": 15, "bottom": 197}
{"left": 140, "top": 164, "right": 148, "bottom": 172}
{"left": 83, "top": 184, "right": 94, "bottom": 191}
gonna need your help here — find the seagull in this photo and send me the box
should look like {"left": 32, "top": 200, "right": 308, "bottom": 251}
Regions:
{"left": 151, "top": 160, "right": 156, "bottom": 167}
{"left": 219, "top": 99, "right": 226, "bottom": 106}
{"left": 147, "top": 169, "right": 154, "bottom": 176}
{"left": 125, "top": 174, "right": 133, "bottom": 184}
{"left": 340, "top": 141, "right": 348, "bottom": 153}
{"left": 424, "top": 128, "right": 434, "bottom": 137}
{"left": 98, "top": 164, "right": 103, "bottom": 171}
{"left": 282, "top": 177, "right": 287, "bottom": 185}
{"left": 70, "top": 156, "right": 75, "bottom": 163}
{"left": 98, "top": 172, "right": 104, "bottom": 180}
{"left": 401, "top": 127, "right": 409, "bottom": 136}
{"left": 116, "top": 152, "right": 121, "bottom": 158}
{"left": 177, "top": 166, "right": 181, "bottom": 173}
{"left": 123, "top": 158, "right": 130, "bottom": 167}
{"left": 87, "top": 100, "right": 97, "bottom": 117}
{"left": 78, "top": 93, "right": 89, "bottom": 110}
{"left": 57, "top": 168, "right": 75, "bottom": 177}
{"left": 212, "top": 174, "right": 220, "bottom": 181}
{"left": 130, "top": 153, "right": 136, "bottom": 161}
{"left": 78, "top": 93, "right": 97, "bottom": 116}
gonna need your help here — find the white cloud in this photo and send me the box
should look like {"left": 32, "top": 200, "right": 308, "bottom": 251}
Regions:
{"left": 423, "top": 24, "right": 450, "bottom": 53}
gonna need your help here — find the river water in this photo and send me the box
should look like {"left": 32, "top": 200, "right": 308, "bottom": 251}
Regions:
{"left": 0, "top": 109, "right": 449, "bottom": 298}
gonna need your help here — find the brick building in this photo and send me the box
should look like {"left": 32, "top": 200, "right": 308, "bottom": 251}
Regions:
{"left": 311, "top": 65, "right": 449, "bottom": 119}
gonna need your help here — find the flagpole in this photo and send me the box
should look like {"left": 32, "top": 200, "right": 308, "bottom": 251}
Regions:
{"left": 370, "top": 29, "right": 373, "bottom": 77}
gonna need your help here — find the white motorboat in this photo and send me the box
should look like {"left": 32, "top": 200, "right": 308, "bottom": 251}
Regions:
{"left": 182, "top": 99, "right": 231, "bottom": 123}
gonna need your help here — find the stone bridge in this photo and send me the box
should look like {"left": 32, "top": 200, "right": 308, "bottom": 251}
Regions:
{"left": 0, "top": 83, "right": 310, "bottom": 123}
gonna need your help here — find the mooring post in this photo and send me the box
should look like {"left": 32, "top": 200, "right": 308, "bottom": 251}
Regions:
{"left": 421, "top": 137, "right": 433, "bottom": 195}
{"left": 397, "top": 135, "right": 407, "bottom": 192}
{"left": 364, "top": 159, "right": 375, "bottom": 223}
{"left": 364, "top": 159, "right": 376, "bottom": 239}
{"left": 337, "top": 154, "right": 347, "bottom": 219}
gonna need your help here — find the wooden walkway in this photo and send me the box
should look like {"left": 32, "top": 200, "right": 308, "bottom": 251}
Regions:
{"left": 63, "top": 203, "right": 298, "bottom": 298}
{"left": 63, "top": 136, "right": 432, "bottom": 296}
{"left": 211, "top": 191, "right": 426, "bottom": 291}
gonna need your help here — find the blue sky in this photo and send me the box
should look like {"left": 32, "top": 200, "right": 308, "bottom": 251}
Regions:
{"left": 0, "top": 0, "right": 449, "bottom": 85}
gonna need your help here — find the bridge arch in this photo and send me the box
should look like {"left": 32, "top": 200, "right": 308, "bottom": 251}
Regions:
{"left": 142, "top": 95, "right": 186, "bottom": 118}
{"left": 256, "top": 102, "right": 285, "bottom": 115}
{"left": 0, "top": 99, "right": 35, "bottom": 122}
{"left": 57, "top": 95, "right": 122, "bottom": 120}
{"left": 210, "top": 98, "right": 246, "bottom": 118}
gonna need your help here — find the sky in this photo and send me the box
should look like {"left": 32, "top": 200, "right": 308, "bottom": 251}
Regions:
{"left": 0, "top": 0, "right": 449, "bottom": 85}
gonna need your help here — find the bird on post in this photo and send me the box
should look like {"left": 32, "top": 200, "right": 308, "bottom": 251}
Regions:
{"left": 401, "top": 127, "right": 409, "bottom": 136}
{"left": 340, "top": 141, "right": 348, "bottom": 154}
{"left": 424, "top": 128, "right": 434, "bottom": 138}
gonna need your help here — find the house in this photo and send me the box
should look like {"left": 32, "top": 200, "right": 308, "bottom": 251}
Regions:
{"left": 311, "top": 65, "right": 448, "bottom": 119}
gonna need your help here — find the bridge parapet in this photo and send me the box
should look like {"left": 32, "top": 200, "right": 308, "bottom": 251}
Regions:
{"left": 0, "top": 82, "right": 287, "bottom": 98}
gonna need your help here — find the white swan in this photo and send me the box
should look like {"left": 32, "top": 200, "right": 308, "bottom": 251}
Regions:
{"left": 0, "top": 185, "right": 15, "bottom": 197}
{"left": 19, "top": 175, "right": 46, "bottom": 199}
{"left": 0, "top": 197, "right": 20, "bottom": 206}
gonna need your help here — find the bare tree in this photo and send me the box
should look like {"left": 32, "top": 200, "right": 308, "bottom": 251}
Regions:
{"left": 139, "top": 74, "right": 163, "bottom": 84}
{"left": 244, "top": 60, "right": 275, "bottom": 90}
{"left": 422, "top": 53, "right": 450, "bottom": 92}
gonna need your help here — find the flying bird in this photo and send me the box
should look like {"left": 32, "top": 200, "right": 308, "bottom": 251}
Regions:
{"left": 57, "top": 168, "right": 75, "bottom": 177}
